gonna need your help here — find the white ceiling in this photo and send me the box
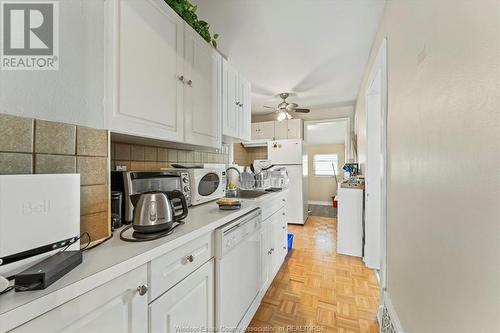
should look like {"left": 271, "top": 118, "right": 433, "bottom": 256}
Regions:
{"left": 306, "top": 120, "right": 347, "bottom": 145}
{"left": 192, "top": 0, "right": 385, "bottom": 114}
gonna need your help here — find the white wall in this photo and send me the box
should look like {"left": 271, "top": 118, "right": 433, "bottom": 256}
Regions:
{"left": 0, "top": 0, "right": 105, "bottom": 129}
{"left": 306, "top": 120, "right": 347, "bottom": 145}
{"left": 355, "top": 1, "right": 500, "bottom": 332}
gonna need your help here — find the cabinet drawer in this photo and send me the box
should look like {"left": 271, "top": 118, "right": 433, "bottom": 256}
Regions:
{"left": 260, "top": 193, "right": 287, "bottom": 221}
{"left": 149, "top": 233, "right": 214, "bottom": 302}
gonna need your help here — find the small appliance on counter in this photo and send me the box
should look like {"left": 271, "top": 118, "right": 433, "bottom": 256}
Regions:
{"left": 119, "top": 190, "right": 188, "bottom": 242}
{"left": 0, "top": 174, "right": 81, "bottom": 278}
{"left": 187, "top": 167, "right": 226, "bottom": 206}
{"left": 111, "top": 170, "right": 191, "bottom": 224}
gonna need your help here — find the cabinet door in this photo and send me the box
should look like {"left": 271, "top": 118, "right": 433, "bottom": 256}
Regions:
{"left": 253, "top": 121, "right": 274, "bottom": 140}
{"left": 150, "top": 259, "right": 214, "bottom": 333}
{"left": 184, "top": 26, "right": 221, "bottom": 148}
{"left": 274, "top": 120, "right": 288, "bottom": 140}
{"left": 251, "top": 123, "right": 261, "bottom": 140}
{"left": 238, "top": 76, "right": 252, "bottom": 141}
{"left": 287, "top": 119, "right": 303, "bottom": 139}
{"left": 270, "top": 211, "right": 287, "bottom": 277}
{"left": 259, "top": 221, "right": 271, "bottom": 293}
{"left": 110, "top": 0, "right": 184, "bottom": 142}
{"left": 11, "top": 265, "right": 148, "bottom": 333}
{"left": 222, "top": 59, "right": 239, "bottom": 138}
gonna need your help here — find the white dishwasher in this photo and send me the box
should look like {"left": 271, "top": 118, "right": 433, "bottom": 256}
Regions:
{"left": 215, "top": 208, "right": 262, "bottom": 330}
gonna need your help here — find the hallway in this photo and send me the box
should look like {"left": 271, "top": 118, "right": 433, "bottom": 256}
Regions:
{"left": 248, "top": 216, "right": 380, "bottom": 332}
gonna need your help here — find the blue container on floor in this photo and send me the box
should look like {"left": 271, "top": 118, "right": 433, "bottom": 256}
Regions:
{"left": 287, "top": 233, "right": 294, "bottom": 252}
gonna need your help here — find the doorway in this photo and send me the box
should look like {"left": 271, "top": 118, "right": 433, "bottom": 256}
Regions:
{"left": 304, "top": 118, "right": 350, "bottom": 217}
{"left": 364, "top": 38, "right": 387, "bottom": 289}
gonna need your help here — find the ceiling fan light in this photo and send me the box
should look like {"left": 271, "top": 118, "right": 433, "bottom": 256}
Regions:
{"left": 277, "top": 111, "right": 287, "bottom": 121}
{"left": 286, "top": 112, "right": 292, "bottom": 120}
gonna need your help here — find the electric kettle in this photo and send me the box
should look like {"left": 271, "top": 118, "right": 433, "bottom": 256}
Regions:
{"left": 130, "top": 190, "right": 188, "bottom": 233}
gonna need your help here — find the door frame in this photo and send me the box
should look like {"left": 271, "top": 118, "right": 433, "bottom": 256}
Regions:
{"left": 303, "top": 117, "right": 352, "bottom": 163}
{"left": 364, "top": 38, "right": 388, "bottom": 288}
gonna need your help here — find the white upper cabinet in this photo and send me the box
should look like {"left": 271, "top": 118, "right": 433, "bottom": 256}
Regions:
{"left": 108, "top": 0, "right": 184, "bottom": 142}
{"left": 286, "top": 119, "right": 304, "bottom": 139}
{"left": 183, "top": 27, "right": 221, "bottom": 148}
{"left": 251, "top": 121, "right": 275, "bottom": 140}
{"left": 106, "top": 0, "right": 221, "bottom": 149}
{"left": 274, "top": 120, "right": 288, "bottom": 140}
{"left": 251, "top": 119, "right": 303, "bottom": 140}
{"left": 222, "top": 60, "right": 240, "bottom": 138}
{"left": 222, "top": 59, "right": 252, "bottom": 142}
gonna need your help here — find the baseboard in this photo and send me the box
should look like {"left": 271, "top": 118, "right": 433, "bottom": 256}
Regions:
{"left": 379, "top": 291, "right": 405, "bottom": 333}
{"left": 308, "top": 200, "right": 332, "bottom": 206}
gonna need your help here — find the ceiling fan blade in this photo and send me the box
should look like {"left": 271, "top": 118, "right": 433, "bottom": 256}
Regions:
{"left": 263, "top": 105, "right": 276, "bottom": 109}
{"left": 293, "top": 108, "right": 310, "bottom": 113}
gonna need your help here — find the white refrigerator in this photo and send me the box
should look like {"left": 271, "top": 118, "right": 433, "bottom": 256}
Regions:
{"left": 267, "top": 139, "right": 309, "bottom": 225}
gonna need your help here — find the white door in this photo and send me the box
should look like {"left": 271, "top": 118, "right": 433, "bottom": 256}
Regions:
{"left": 238, "top": 76, "right": 252, "bottom": 141}
{"left": 287, "top": 119, "right": 303, "bottom": 139}
{"left": 267, "top": 139, "right": 303, "bottom": 165}
{"left": 364, "top": 38, "right": 387, "bottom": 272}
{"left": 274, "top": 120, "right": 288, "bottom": 140}
{"left": 222, "top": 59, "right": 239, "bottom": 138}
{"left": 149, "top": 259, "right": 214, "bottom": 333}
{"left": 11, "top": 265, "right": 148, "bottom": 333}
{"left": 184, "top": 26, "right": 221, "bottom": 148}
{"left": 111, "top": 0, "right": 184, "bottom": 142}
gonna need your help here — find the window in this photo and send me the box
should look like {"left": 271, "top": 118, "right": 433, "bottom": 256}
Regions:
{"left": 313, "top": 154, "right": 339, "bottom": 177}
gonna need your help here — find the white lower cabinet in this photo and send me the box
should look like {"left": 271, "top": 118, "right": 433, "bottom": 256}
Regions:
{"left": 10, "top": 265, "right": 148, "bottom": 333}
{"left": 149, "top": 259, "right": 214, "bottom": 333}
{"left": 259, "top": 201, "right": 288, "bottom": 295}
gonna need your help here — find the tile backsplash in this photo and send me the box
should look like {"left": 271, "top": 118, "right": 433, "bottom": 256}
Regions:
{"left": 111, "top": 142, "right": 230, "bottom": 171}
{"left": 0, "top": 113, "right": 110, "bottom": 244}
{"left": 232, "top": 143, "right": 267, "bottom": 166}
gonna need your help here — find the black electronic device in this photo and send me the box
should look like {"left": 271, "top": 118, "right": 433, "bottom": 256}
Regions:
{"left": 14, "top": 251, "right": 82, "bottom": 292}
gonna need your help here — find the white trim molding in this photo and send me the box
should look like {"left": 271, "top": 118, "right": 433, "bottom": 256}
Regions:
{"left": 379, "top": 291, "right": 405, "bottom": 333}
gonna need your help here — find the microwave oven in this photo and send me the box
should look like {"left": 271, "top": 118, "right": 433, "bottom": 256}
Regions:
{"left": 187, "top": 168, "right": 226, "bottom": 206}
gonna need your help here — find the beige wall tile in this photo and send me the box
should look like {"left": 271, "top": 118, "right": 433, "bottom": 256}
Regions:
{"left": 157, "top": 148, "right": 168, "bottom": 162}
{"left": 144, "top": 161, "right": 157, "bottom": 170}
{"left": 202, "top": 152, "right": 209, "bottom": 163}
{"left": 144, "top": 146, "right": 157, "bottom": 161}
{"left": 114, "top": 143, "right": 131, "bottom": 160}
{"left": 35, "top": 120, "right": 76, "bottom": 155}
{"left": 35, "top": 154, "right": 76, "bottom": 174}
{"left": 77, "top": 156, "right": 107, "bottom": 185}
{"left": 177, "top": 150, "right": 187, "bottom": 162}
{"left": 157, "top": 162, "right": 170, "bottom": 169}
{"left": 131, "top": 145, "right": 145, "bottom": 161}
{"left": 80, "top": 211, "right": 109, "bottom": 243}
{"left": 77, "top": 127, "right": 108, "bottom": 157}
{"left": 0, "top": 153, "right": 32, "bottom": 174}
{"left": 193, "top": 151, "right": 202, "bottom": 163}
{"left": 130, "top": 161, "right": 146, "bottom": 171}
{"left": 168, "top": 149, "right": 178, "bottom": 162}
{"left": 185, "top": 151, "right": 194, "bottom": 162}
{"left": 113, "top": 160, "right": 131, "bottom": 171}
{"left": 81, "top": 185, "right": 108, "bottom": 215}
{"left": 0, "top": 114, "right": 33, "bottom": 153}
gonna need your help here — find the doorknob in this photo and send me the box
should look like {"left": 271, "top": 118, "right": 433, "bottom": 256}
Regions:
{"left": 137, "top": 284, "right": 148, "bottom": 296}
{"left": 187, "top": 79, "right": 193, "bottom": 87}
{"left": 178, "top": 75, "right": 185, "bottom": 83}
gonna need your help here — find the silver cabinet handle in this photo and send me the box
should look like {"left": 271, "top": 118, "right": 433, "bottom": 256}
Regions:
{"left": 268, "top": 250, "right": 272, "bottom": 255}
{"left": 282, "top": 199, "right": 286, "bottom": 202}
{"left": 282, "top": 212, "right": 285, "bottom": 216}
{"left": 270, "top": 248, "right": 274, "bottom": 252}
{"left": 282, "top": 226, "right": 285, "bottom": 230}
{"left": 178, "top": 75, "right": 185, "bottom": 83}
{"left": 137, "top": 284, "right": 148, "bottom": 296}
{"left": 283, "top": 246, "right": 286, "bottom": 250}
{"left": 187, "top": 79, "right": 193, "bottom": 87}
{"left": 235, "top": 101, "right": 239, "bottom": 106}
{"left": 186, "top": 255, "right": 194, "bottom": 263}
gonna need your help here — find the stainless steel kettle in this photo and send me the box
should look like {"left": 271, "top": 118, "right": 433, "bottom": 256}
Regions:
{"left": 130, "top": 190, "right": 188, "bottom": 233}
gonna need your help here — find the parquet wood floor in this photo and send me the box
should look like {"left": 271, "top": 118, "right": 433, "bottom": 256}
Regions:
{"left": 248, "top": 216, "right": 380, "bottom": 333}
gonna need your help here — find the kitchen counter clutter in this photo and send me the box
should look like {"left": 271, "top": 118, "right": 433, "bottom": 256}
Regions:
{"left": 0, "top": 190, "right": 288, "bottom": 332}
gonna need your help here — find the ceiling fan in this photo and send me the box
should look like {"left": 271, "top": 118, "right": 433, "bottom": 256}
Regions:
{"left": 264, "top": 93, "right": 310, "bottom": 121}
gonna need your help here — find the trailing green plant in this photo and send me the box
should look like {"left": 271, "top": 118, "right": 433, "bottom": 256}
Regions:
{"left": 165, "top": 0, "right": 219, "bottom": 48}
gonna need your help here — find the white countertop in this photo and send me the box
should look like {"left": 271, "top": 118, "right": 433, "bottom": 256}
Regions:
{"left": 0, "top": 190, "right": 285, "bottom": 329}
